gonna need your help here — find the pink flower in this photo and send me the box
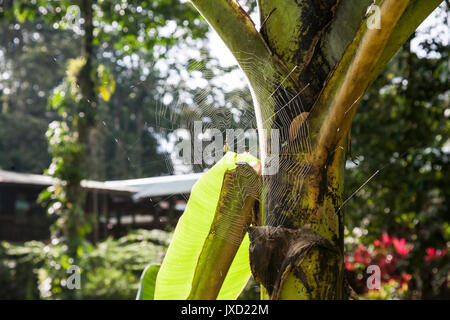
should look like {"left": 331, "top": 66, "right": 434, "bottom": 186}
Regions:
{"left": 402, "top": 273, "right": 412, "bottom": 282}
{"left": 425, "top": 247, "right": 447, "bottom": 261}
{"left": 382, "top": 233, "right": 390, "bottom": 244}
{"left": 374, "top": 239, "right": 381, "bottom": 246}
{"left": 392, "top": 237, "right": 410, "bottom": 257}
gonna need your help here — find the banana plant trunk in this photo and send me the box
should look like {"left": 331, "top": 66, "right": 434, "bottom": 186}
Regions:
{"left": 189, "top": 0, "right": 441, "bottom": 299}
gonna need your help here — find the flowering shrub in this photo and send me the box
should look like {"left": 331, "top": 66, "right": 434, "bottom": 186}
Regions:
{"left": 345, "top": 232, "right": 448, "bottom": 299}
{"left": 0, "top": 230, "right": 170, "bottom": 299}
{"left": 424, "top": 247, "right": 447, "bottom": 262}
{"left": 345, "top": 233, "right": 413, "bottom": 299}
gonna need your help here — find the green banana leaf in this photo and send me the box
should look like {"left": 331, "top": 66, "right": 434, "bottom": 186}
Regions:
{"left": 154, "top": 152, "right": 259, "bottom": 300}
{"left": 136, "top": 264, "right": 160, "bottom": 300}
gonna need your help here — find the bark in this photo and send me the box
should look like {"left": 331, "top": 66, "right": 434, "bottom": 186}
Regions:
{"left": 65, "top": 0, "right": 96, "bottom": 249}
{"left": 78, "top": 0, "right": 96, "bottom": 144}
{"left": 190, "top": 0, "right": 441, "bottom": 299}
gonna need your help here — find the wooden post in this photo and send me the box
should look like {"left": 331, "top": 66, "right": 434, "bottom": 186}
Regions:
{"left": 93, "top": 189, "right": 99, "bottom": 243}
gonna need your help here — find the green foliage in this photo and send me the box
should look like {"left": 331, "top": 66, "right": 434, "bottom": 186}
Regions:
{"left": 136, "top": 264, "right": 160, "bottom": 300}
{"left": 94, "top": 0, "right": 208, "bottom": 53}
{"left": 43, "top": 121, "right": 84, "bottom": 184}
{"left": 4, "top": 0, "right": 208, "bottom": 56}
{"left": 0, "top": 1, "right": 210, "bottom": 179}
{"left": 0, "top": 112, "right": 51, "bottom": 172}
{"left": 97, "top": 64, "right": 116, "bottom": 102}
{"left": 0, "top": 18, "right": 77, "bottom": 174}
{"left": 0, "top": 229, "right": 171, "bottom": 300}
{"left": 0, "top": 241, "right": 45, "bottom": 299}
{"left": 39, "top": 119, "right": 88, "bottom": 257}
{"left": 237, "top": 277, "right": 260, "bottom": 300}
{"left": 37, "top": 26, "right": 120, "bottom": 276}
{"left": 345, "top": 23, "right": 449, "bottom": 297}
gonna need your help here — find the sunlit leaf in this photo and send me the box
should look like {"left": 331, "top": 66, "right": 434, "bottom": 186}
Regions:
{"left": 97, "top": 64, "right": 116, "bottom": 102}
{"left": 137, "top": 264, "right": 160, "bottom": 300}
{"left": 154, "top": 152, "right": 259, "bottom": 300}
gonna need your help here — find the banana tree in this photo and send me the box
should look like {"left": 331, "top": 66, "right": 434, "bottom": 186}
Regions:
{"left": 139, "top": 0, "right": 443, "bottom": 300}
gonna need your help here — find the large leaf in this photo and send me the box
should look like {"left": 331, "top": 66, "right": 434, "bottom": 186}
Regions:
{"left": 136, "top": 264, "right": 160, "bottom": 300}
{"left": 154, "top": 152, "right": 259, "bottom": 300}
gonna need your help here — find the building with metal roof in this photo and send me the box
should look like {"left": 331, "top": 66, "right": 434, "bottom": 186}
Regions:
{"left": 0, "top": 169, "right": 202, "bottom": 242}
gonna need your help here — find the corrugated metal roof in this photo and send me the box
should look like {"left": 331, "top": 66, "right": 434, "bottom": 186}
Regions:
{"left": 0, "top": 169, "right": 202, "bottom": 199}
{"left": 0, "top": 170, "right": 56, "bottom": 186}
{"left": 106, "top": 173, "right": 203, "bottom": 200}
{"left": 0, "top": 170, "right": 136, "bottom": 194}
{"left": 80, "top": 180, "right": 138, "bottom": 194}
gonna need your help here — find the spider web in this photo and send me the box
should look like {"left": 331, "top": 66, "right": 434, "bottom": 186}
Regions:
{"left": 99, "top": 48, "right": 315, "bottom": 246}
{"left": 156, "top": 51, "right": 315, "bottom": 245}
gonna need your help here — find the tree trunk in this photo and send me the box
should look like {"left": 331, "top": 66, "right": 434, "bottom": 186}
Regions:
{"left": 190, "top": 0, "right": 441, "bottom": 299}
{"left": 78, "top": 0, "right": 96, "bottom": 144}
{"left": 65, "top": 0, "right": 96, "bottom": 255}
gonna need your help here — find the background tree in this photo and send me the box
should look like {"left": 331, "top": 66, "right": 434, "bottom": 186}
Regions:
{"left": 345, "top": 8, "right": 449, "bottom": 298}
{"left": 0, "top": 0, "right": 211, "bottom": 178}
{"left": 0, "top": 0, "right": 210, "bottom": 298}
